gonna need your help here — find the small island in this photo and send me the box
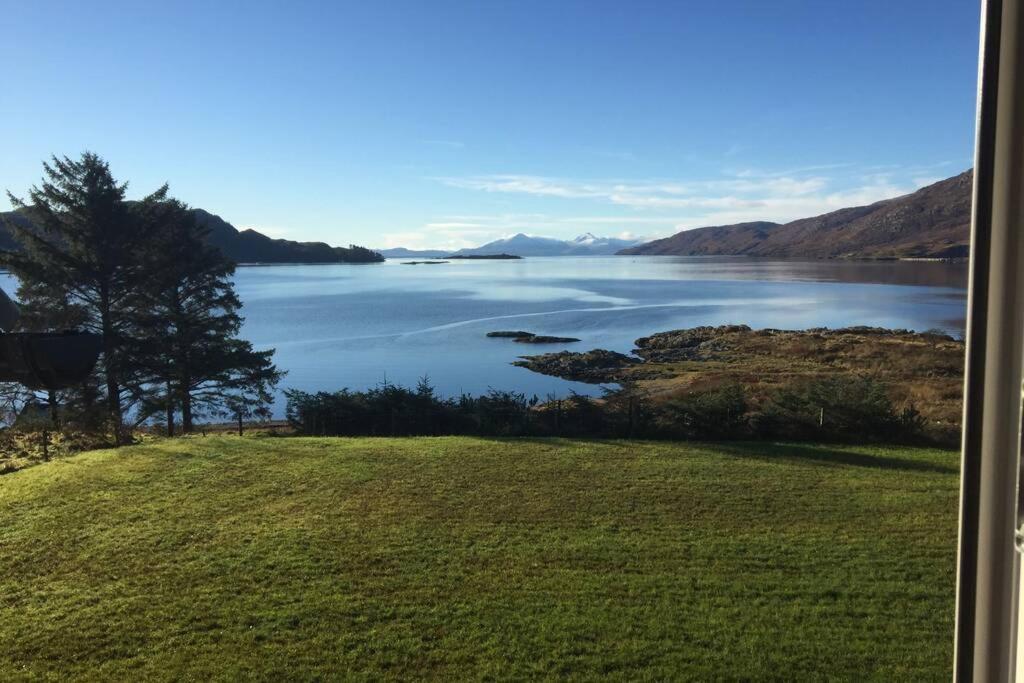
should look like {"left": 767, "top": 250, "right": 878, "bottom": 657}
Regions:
{"left": 487, "top": 331, "right": 581, "bottom": 344}
{"left": 401, "top": 260, "right": 449, "bottom": 265}
{"left": 443, "top": 254, "right": 523, "bottom": 260}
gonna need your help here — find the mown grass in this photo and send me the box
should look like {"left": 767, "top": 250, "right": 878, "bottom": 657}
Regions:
{"left": 0, "top": 436, "right": 958, "bottom": 680}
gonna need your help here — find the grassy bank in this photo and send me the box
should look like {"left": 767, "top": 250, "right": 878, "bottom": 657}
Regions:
{"left": 0, "top": 436, "right": 958, "bottom": 679}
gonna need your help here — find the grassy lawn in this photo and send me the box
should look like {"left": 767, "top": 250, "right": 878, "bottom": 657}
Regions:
{"left": 0, "top": 436, "right": 958, "bottom": 680}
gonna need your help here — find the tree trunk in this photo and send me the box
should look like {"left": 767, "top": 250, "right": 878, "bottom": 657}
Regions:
{"left": 165, "top": 381, "right": 175, "bottom": 437}
{"left": 237, "top": 414, "right": 243, "bottom": 436}
{"left": 105, "top": 371, "right": 123, "bottom": 444}
{"left": 100, "top": 296, "right": 124, "bottom": 445}
{"left": 182, "top": 390, "right": 193, "bottom": 433}
{"left": 48, "top": 389, "right": 59, "bottom": 431}
{"left": 78, "top": 379, "right": 99, "bottom": 433}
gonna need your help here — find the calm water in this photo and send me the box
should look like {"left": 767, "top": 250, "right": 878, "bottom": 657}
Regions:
{"left": 0, "top": 256, "right": 969, "bottom": 415}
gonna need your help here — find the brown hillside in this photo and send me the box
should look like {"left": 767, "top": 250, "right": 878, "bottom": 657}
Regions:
{"left": 620, "top": 171, "right": 972, "bottom": 259}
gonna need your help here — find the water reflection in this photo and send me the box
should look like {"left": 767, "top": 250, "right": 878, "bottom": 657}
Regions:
{"left": 613, "top": 256, "right": 968, "bottom": 287}
{"left": 0, "top": 256, "right": 970, "bottom": 415}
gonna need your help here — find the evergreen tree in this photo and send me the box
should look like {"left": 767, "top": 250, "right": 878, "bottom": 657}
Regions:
{"left": 1, "top": 153, "right": 168, "bottom": 443}
{"left": 133, "top": 200, "right": 283, "bottom": 433}
{"left": 222, "top": 367, "right": 278, "bottom": 436}
{"left": 8, "top": 279, "right": 90, "bottom": 430}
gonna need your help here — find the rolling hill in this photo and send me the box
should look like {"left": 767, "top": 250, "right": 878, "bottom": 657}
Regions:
{"left": 619, "top": 171, "right": 973, "bottom": 259}
{"left": 0, "top": 208, "right": 383, "bottom": 265}
{"left": 191, "top": 209, "right": 382, "bottom": 264}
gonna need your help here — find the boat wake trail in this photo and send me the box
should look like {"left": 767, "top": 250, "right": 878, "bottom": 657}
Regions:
{"left": 265, "top": 297, "right": 806, "bottom": 349}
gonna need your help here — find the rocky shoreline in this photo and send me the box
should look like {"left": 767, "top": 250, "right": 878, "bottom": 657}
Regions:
{"left": 513, "top": 324, "right": 965, "bottom": 429}
{"left": 512, "top": 349, "right": 637, "bottom": 381}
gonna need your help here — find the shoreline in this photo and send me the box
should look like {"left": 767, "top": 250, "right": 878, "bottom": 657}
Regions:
{"left": 514, "top": 324, "right": 965, "bottom": 436}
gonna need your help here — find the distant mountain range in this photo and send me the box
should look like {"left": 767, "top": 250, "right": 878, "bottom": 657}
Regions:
{"left": 380, "top": 233, "right": 642, "bottom": 259}
{"left": 619, "top": 171, "right": 972, "bottom": 259}
{"left": 0, "top": 208, "right": 384, "bottom": 264}
{"left": 377, "top": 247, "right": 451, "bottom": 259}
{"left": 436, "top": 233, "right": 643, "bottom": 257}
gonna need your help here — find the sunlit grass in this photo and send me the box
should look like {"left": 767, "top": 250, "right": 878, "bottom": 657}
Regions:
{"left": 0, "top": 436, "right": 958, "bottom": 679}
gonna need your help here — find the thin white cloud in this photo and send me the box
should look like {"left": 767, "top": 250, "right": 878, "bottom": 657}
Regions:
{"left": 380, "top": 228, "right": 490, "bottom": 251}
{"left": 558, "top": 215, "right": 693, "bottom": 225}
{"left": 439, "top": 175, "right": 606, "bottom": 199}
{"left": 436, "top": 164, "right": 938, "bottom": 229}
{"left": 731, "top": 162, "right": 855, "bottom": 179}
{"left": 438, "top": 173, "right": 834, "bottom": 211}
{"left": 399, "top": 162, "right": 958, "bottom": 249}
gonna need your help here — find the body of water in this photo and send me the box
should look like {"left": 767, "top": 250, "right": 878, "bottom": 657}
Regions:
{"left": 235, "top": 256, "right": 967, "bottom": 410}
{"left": 0, "top": 255, "right": 969, "bottom": 415}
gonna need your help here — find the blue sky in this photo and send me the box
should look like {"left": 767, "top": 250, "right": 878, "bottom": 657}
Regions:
{"left": 1, "top": 0, "right": 979, "bottom": 250}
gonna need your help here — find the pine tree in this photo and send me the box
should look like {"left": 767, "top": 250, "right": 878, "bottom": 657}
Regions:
{"left": 0, "top": 153, "right": 168, "bottom": 444}
{"left": 222, "top": 366, "right": 278, "bottom": 436}
{"left": 8, "top": 279, "right": 89, "bottom": 430}
{"left": 133, "top": 200, "right": 283, "bottom": 433}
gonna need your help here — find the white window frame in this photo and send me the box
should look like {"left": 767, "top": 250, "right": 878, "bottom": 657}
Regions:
{"left": 954, "top": 0, "right": 1024, "bottom": 679}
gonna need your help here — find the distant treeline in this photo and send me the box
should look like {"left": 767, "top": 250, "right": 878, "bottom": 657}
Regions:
{"left": 285, "top": 374, "right": 939, "bottom": 444}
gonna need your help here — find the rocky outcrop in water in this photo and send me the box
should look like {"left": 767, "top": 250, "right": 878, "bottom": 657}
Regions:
{"left": 634, "top": 325, "right": 752, "bottom": 362}
{"left": 513, "top": 349, "right": 638, "bottom": 383}
{"left": 488, "top": 331, "right": 581, "bottom": 343}
{"left": 487, "top": 331, "right": 535, "bottom": 338}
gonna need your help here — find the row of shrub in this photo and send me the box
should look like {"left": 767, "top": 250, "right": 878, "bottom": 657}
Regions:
{"left": 284, "top": 375, "right": 937, "bottom": 444}
{"left": 0, "top": 429, "right": 112, "bottom": 473}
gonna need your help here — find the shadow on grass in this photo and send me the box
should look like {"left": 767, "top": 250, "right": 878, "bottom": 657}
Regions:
{"left": 708, "top": 441, "right": 958, "bottom": 474}
{"left": 468, "top": 436, "right": 958, "bottom": 474}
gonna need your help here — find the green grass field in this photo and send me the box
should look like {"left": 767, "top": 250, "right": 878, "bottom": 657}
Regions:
{"left": 0, "top": 436, "right": 959, "bottom": 680}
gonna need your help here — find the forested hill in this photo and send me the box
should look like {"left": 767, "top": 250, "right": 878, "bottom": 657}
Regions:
{"left": 0, "top": 208, "right": 384, "bottom": 265}
{"left": 619, "top": 171, "right": 972, "bottom": 259}
{"left": 191, "top": 210, "right": 382, "bottom": 264}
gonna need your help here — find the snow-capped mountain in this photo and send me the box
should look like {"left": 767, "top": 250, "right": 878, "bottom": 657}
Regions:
{"left": 377, "top": 247, "right": 450, "bottom": 259}
{"left": 446, "top": 233, "right": 643, "bottom": 257}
